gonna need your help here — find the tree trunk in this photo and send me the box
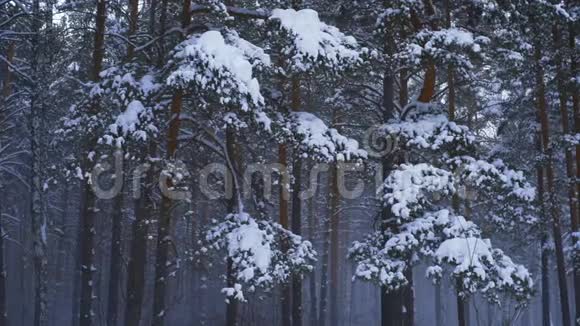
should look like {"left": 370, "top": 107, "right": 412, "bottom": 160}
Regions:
{"left": 289, "top": 2, "right": 303, "bottom": 323}
{"left": 0, "top": 200, "right": 6, "bottom": 326}
{"left": 399, "top": 69, "right": 414, "bottom": 326}
{"left": 381, "top": 51, "right": 404, "bottom": 326}
{"left": 554, "top": 23, "right": 579, "bottom": 326}
{"left": 106, "top": 192, "right": 123, "bottom": 326}
{"left": 307, "top": 193, "right": 317, "bottom": 326}
{"left": 124, "top": 159, "right": 153, "bottom": 326}
{"left": 567, "top": 8, "right": 580, "bottom": 323}
{"left": 535, "top": 124, "right": 551, "bottom": 326}
{"left": 290, "top": 75, "right": 304, "bottom": 326}
{"left": 534, "top": 43, "right": 571, "bottom": 326}
{"left": 279, "top": 142, "right": 291, "bottom": 326}
{"left": 126, "top": 0, "right": 139, "bottom": 59}
{"left": 0, "top": 41, "right": 15, "bottom": 326}
{"left": 108, "top": 0, "right": 138, "bottom": 322}
{"left": 151, "top": 0, "right": 190, "bottom": 324}
{"left": 541, "top": 233, "right": 551, "bottom": 326}
{"left": 435, "top": 283, "right": 443, "bottom": 326}
{"left": 329, "top": 162, "right": 339, "bottom": 326}
{"left": 456, "top": 294, "right": 467, "bottom": 326}
{"left": 152, "top": 92, "right": 182, "bottom": 326}
{"left": 318, "top": 161, "right": 334, "bottom": 326}
{"left": 30, "top": 0, "right": 49, "bottom": 324}
{"left": 79, "top": 185, "right": 97, "bottom": 326}
{"left": 225, "top": 126, "right": 240, "bottom": 326}
{"left": 78, "top": 0, "right": 108, "bottom": 324}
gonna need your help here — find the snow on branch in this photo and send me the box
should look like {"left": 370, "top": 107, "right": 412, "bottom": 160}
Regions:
{"left": 379, "top": 163, "right": 455, "bottom": 220}
{"left": 430, "top": 237, "right": 534, "bottom": 302}
{"left": 399, "top": 28, "right": 490, "bottom": 73}
{"left": 448, "top": 156, "right": 537, "bottom": 227}
{"left": 268, "top": 9, "right": 363, "bottom": 73}
{"left": 200, "top": 212, "right": 316, "bottom": 302}
{"left": 384, "top": 112, "right": 475, "bottom": 153}
{"left": 167, "top": 30, "right": 272, "bottom": 130}
{"left": 167, "top": 30, "right": 266, "bottom": 109}
{"left": 190, "top": 3, "right": 270, "bottom": 19}
{"left": 278, "top": 111, "right": 367, "bottom": 163}
{"left": 350, "top": 208, "right": 534, "bottom": 303}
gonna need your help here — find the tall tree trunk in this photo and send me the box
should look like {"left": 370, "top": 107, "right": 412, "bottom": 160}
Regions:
{"left": 78, "top": 0, "right": 107, "bottom": 324}
{"left": 541, "top": 233, "right": 551, "bottom": 326}
{"left": 567, "top": 7, "right": 580, "bottom": 323}
{"left": 0, "top": 199, "right": 6, "bottom": 326}
{"left": 554, "top": 23, "right": 579, "bottom": 326}
{"left": 108, "top": 0, "right": 138, "bottom": 323}
{"left": 534, "top": 43, "right": 571, "bottom": 326}
{"left": 307, "top": 193, "right": 317, "bottom": 326}
{"left": 0, "top": 41, "right": 14, "bottom": 326}
{"left": 435, "top": 283, "right": 443, "bottom": 326}
{"left": 537, "top": 131, "right": 551, "bottom": 326}
{"left": 124, "top": 157, "right": 153, "bottom": 326}
{"left": 279, "top": 142, "right": 292, "bottom": 326}
{"left": 152, "top": 92, "right": 182, "bottom": 326}
{"left": 445, "top": 5, "right": 467, "bottom": 323}
{"left": 151, "top": 0, "right": 190, "bottom": 324}
{"left": 289, "top": 3, "right": 303, "bottom": 324}
{"left": 318, "top": 193, "right": 329, "bottom": 326}
{"left": 225, "top": 126, "right": 241, "bottom": 326}
{"left": 79, "top": 177, "right": 98, "bottom": 326}
{"left": 126, "top": 0, "right": 139, "bottom": 59}
{"left": 381, "top": 67, "right": 404, "bottom": 326}
{"left": 290, "top": 76, "right": 304, "bottom": 326}
{"left": 106, "top": 192, "right": 123, "bottom": 326}
{"left": 329, "top": 162, "right": 339, "bottom": 326}
{"left": 30, "top": 0, "right": 49, "bottom": 324}
{"left": 399, "top": 69, "right": 414, "bottom": 326}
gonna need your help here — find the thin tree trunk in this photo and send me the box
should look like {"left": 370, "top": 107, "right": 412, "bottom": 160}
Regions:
{"left": 435, "top": 283, "right": 443, "bottom": 326}
{"left": 399, "top": 69, "right": 414, "bottom": 326}
{"left": 107, "top": 0, "right": 138, "bottom": 322}
{"left": 457, "top": 293, "right": 467, "bottom": 326}
{"left": 289, "top": 3, "right": 303, "bottom": 324}
{"left": 152, "top": 92, "right": 182, "bottom": 326}
{"left": 535, "top": 126, "right": 551, "bottom": 326}
{"left": 534, "top": 43, "right": 571, "bottom": 326}
{"left": 329, "top": 162, "right": 339, "bottom": 326}
{"left": 0, "top": 41, "right": 14, "bottom": 326}
{"left": 225, "top": 125, "right": 242, "bottom": 326}
{"left": 445, "top": 5, "right": 466, "bottom": 322}
{"left": 567, "top": 7, "right": 580, "bottom": 323}
{"left": 381, "top": 52, "right": 404, "bottom": 326}
{"left": 78, "top": 0, "right": 108, "bottom": 323}
{"left": 71, "top": 184, "right": 82, "bottom": 326}
{"left": 0, "top": 199, "right": 5, "bottom": 326}
{"left": 541, "top": 233, "right": 551, "bottom": 326}
{"left": 79, "top": 179, "right": 97, "bottom": 326}
{"left": 554, "top": 23, "right": 579, "bottom": 326}
{"left": 290, "top": 76, "right": 304, "bottom": 326}
{"left": 279, "top": 142, "right": 291, "bottom": 326}
{"left": 30, "top": 0, "right": 48, "bottom": 324}
{"left": 126, "top": 0, "right": 139, "bottom": 59}
{"left": 307, "top": 194, "right": 317, "bottom": 326}
{"left": 124, "top": 160, "right": 153, "bottom": 326}
{"left": 106, "top": 192, "right": 123, "bottom": 326}
{"left": 151, "top": 0, "right": 190, "bottom": 324}
{"left": 317, "top": 203, "right": 329, "bottom": 326}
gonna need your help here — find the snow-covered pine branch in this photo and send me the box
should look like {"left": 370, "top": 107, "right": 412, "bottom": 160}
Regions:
{"left": 200, "top": 212, "right": 316, "bottom": 302}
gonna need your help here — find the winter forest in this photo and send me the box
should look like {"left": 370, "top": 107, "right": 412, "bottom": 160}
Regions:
{"left": 0, "top": 0, "right": 579, "bottom": 325}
